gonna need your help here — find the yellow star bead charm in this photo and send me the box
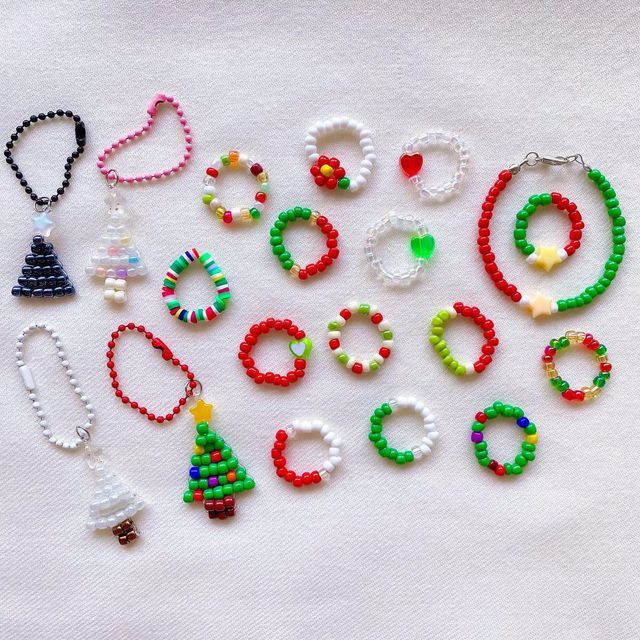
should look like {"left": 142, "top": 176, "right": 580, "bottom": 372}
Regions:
{"left": 535, "top": 246, "right": 563, "bottom": 272}
{"left": 189, "top": 398, "right": 213, "bottom": 423}
{"left": 528, "top": 292, "right": 554, "bottom": 318}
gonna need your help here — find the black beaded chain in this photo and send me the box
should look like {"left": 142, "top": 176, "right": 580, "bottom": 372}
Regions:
{"left": 4, "top": 109, "right": 86, "bottom": 207}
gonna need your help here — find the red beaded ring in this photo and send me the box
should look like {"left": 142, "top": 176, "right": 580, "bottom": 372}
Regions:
{"left": 106, "top": 323, "right": 198, "bottom": 423}
{"left": 238, "top": 318, "right": 312, "bottom": 387}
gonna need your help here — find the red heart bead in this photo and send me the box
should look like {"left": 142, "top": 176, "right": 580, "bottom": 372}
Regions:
{"left": 400, "top": 153, "right": 423, "bottom": 178}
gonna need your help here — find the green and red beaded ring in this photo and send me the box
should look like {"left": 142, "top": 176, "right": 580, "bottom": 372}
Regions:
{"left": 270, "top": 206, "right": 340, "bottom": 280}
{"left": 542, "top": 330, "right": 611, "bottom": 402}
{"left": 472, "top": 402, "right": 537, "bottom": 477}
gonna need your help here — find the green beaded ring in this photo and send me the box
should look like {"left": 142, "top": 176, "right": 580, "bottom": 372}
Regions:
{"left": 162, "top": 248, "right": 231, "bottom": 323}
{"left": 270, "top": 206, "right": 340, "bottom": 280}
{"left": 471, "top": 402, "right": 537, "bottom": 477}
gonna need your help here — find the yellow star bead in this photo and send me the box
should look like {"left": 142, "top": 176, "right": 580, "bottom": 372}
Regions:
{"left": 528, "top": 292, "right": 553, "bottom": 318}
{"left": 535, "top": 246, "right": 562, "bottom": 272}
{"left": 189, "top": 398, "right": 213, "bottom": 423}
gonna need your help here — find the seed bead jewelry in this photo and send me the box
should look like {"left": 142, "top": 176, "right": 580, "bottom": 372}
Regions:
{"left": 472, "top": 402, "right": 537, "bottom": 477}
{"left": 368, "top": 397, "right": 438, "bottom": 465}
{"left": 271, "top": 206, "right": 340, "bottom": 280}
{"left": 429, "top": 302, "right": 498, "bottom": 375}
{"left": 328, "top": 302, "right": 393, "bottom": 375}
{"left": 305, "top": 117, "right": 375, "bottom": 192}
{"left": 7, "top": 109, "right": 85, "bottom": 298}
{"left": 478, "top": 153, "right": 626, "bottom": 318}
{"left": 514, "top": 192, "right": 583, "bottom": 272}
{"left": 542, "top": 331, "right": 611, "bottom": 402}
{"left": 17, "top": 323, "right": 144, "bottom": 544}
{"left": 399, "top": 131, "right": 470, "bottom": 201}
{"left": 238, "top": 318, "right": 312, "bottom": 387}
{"left": 272, "top": 420, "right": 342, "bottom": 487}
{"left": 90, "top": 93, "right": 192, "bottom": 303}
{"left": 365, "top": 212, "right": 435, "bottom": 287}
{"left": 202, "top": 150, "right": 268, "bottom": 224}
{"left": 162, "top": 248, "right": 231, "bottom": 323}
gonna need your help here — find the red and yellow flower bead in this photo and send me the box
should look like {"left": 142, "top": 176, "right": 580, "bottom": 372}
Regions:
{"left": 202, "top": 150, "right": 268, "bottom": 224}
{"left": 472, "top": 402, "right": 537, "bottom": 477}
{"left": 542, "top": 331, "right": 611, "bottom": 401}
{"left": 310, "top": 155, "right": 350, "bottom": 190}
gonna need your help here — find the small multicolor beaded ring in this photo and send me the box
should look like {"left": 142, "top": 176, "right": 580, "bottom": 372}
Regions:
{"left": 400, "top": 131, "right": 470, "bottom": 201}
{"left": 238, "top": 318, "right": 312, "bottom": 387}
{"left": 271, "top": 207, "right": 340, "bottom": 280}
{"left": 365, "top": 212, "right": 435, "bottom": 287}
{"left": 368, "top": 397, "right": 438, "bottom": 465}
{"left": 305, "top": 117, "right": 375, "bottom": 193}
{"left": 162, "top": 249, "right": 231, "bottom": 323}
{"left": 472, "top": 402, "right": 537, "bottom": 477}
{"left": 272, "top": 420, "right": 342, "bottom": 487}
{"left": 542, "top": 331, "right": 611, "bottom": 402}
{"left": 328, "top": 302, "right": 392, "bottom": 375}
{"left": 514, "top": 192, "right": 583, "bottom": 271}
{"left": 202, "top": 150, "right": 267, "bottom": 224}
{"left": 429, "top": 302, "right": 498, "bottom": 375}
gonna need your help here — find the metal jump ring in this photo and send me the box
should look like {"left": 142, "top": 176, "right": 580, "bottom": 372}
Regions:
{"left": 76, "top": 426, "right": 91, "bottom": 442}
{"left": 186, "top": 379, "right": 203, "bottom": 398}
{"left": 34, "top": 198, "right": 50, "bottom": 212}
{"left": 105, "top": 169, "right": 119, "bottom": 187}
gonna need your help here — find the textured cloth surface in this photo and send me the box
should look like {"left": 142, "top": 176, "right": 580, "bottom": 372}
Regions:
{"left": 1, "top": 2, "right": 639, "bottom": 639}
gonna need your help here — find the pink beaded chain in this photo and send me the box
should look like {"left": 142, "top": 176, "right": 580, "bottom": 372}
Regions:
{"left": 97, "top": 92, "right": 192, "bottom": 183}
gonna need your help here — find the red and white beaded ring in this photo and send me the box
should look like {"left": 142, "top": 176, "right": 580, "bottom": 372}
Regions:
{"left": 327, "top": 301, "right": 393, "bottom": 375}
{"left": 238, "top": 318, "right": 312, "bottom": 387}
{"left": 272, "top": 420, "right": 342, "bottom": 487}
{"left": 202, "top": 150, "right": 268, "bottom": 224}
{"left": 429, "top": 302, "right": 498, "bottom": 375}
{"left": 305, "top": 117, "right": 375, "bottom": 193}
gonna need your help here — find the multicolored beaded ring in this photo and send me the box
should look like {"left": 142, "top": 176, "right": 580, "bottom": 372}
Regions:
{"left": 328, "top": 302, "right": 392, "bottom": 375}
{"left": 238, "top": 318, "right": 312, "bottom": 387}
{"left": 542, "top": 331, "right": 611, "bottom": 402}
{"left": 202, "top": 150, "right": 267, "bottom": 224}
{"left": 514, "top": 192, "right": 583, "bottom": 271}
{"left": 305, "top": 117, "right": 375, "bottom": 193}
{"left": 478, "top": 153, "right": 625, "bottom": 318}
{"left": 270, "top": 207, "right": 340, "bottom": 280}
{"left": 429, "top": 302, "right": 498, "bottom": 375}
{"left": 368, "top": 397, "right": 438, "bottom": 465}
{"left": 472, "top": 402, "right": 537, "bottom": 477}
{"left": 272, "top": 420, "right": 342, "bottom": 487}
{"left": 162, "top": 248, "right": 231, "bottom": 323}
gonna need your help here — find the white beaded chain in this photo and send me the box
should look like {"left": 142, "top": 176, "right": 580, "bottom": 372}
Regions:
{"left": 16, "top": 322, "right": 94, "bottom": 449}
{"left": 365, "top": 212, "right": 435, "bottom": 287}
{"left": 400, "top": 130, "right": 470, "bottom": 201}
{"left": 287, "top": 419, "right": 342, "bottom": 479}
{"left": 305, "top": 117, "right": 375, "bottom": 193}
{"left": 389, "top": 396, "right": 439, "bottom": 460}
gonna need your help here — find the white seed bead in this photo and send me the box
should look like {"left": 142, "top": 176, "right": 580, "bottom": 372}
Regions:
{"left": 286, "top": 419, "right": 342, "bottom": 484}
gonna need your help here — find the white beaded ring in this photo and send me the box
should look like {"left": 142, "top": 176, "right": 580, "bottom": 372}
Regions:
{"left": 365, "top": 212, "right": 435, "bottom": 287}
{"left": 305, "top": 117, "right": 375, "bottom": 193}
{"left": 399, "top": 131, "right": 470, "bottom": 201}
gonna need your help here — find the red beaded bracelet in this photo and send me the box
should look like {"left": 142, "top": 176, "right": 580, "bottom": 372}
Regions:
{"left": 106, "top": 323, "right": 198, "bottom": 423}
{"left": 238, "top": 318, "right": 312, "bottom": 387}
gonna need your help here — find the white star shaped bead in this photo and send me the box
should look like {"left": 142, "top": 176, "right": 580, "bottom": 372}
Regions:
{"left": 32, "top": 210, "right": 54, "bottom": 237}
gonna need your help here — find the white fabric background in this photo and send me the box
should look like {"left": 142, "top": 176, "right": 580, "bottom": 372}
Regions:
{"left": 1, "top": 2, "right": 639, "bottom": 639}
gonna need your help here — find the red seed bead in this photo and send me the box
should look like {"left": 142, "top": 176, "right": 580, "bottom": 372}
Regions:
{"left": 352, "top": 362, "right": 363, "bottom": 374}
{"left": 475, "top": 412, "right": 487, "bottom": 423}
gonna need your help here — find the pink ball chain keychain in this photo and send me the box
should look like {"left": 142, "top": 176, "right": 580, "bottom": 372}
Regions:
{"left": 87, "top": 93, "right": 193, "bottom": 303}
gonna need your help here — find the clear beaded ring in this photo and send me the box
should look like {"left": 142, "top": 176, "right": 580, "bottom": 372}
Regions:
{"left": 305, "top": 117, "right": 375, "bottom": 193}
{"left": 365, "top": 212, "right": 435, "bottom": 287}
{"left": 399, "top": 131, "right": 469, "bottom": 201}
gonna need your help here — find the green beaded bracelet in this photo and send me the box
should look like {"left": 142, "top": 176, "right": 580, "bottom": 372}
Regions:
{"left": 471, "top": 402, "right": 537, "bottom": 477}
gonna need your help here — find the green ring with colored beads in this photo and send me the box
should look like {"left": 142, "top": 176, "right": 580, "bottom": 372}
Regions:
{"left": 471, "top": 401, "right": 537, "bottom": 477}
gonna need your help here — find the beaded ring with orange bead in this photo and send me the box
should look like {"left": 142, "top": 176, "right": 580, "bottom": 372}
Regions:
{"left": 270, "top": 206, "right": 340, "bottom": 280}
{"left": 201, "top": 150, "right": 268, "bottom": 224}
{"left": 272, "top": 420, "right": 341, "bottom": 488}
{"left": 429, "top": 302, "right": 498, "bottom": 375}
{"left": 542, "top": 330, "right": 611, "bottom": 402}
{"left": 238, "top": 318, "right": 312, "bottom": 387}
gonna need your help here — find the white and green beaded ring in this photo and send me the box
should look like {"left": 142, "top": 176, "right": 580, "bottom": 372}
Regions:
{"left": 162, "top": 249, "right": 231, "bottom": 323}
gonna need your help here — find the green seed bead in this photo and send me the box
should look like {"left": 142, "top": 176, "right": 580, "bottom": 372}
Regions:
{"left": 559, "top": 336, "right": 570, "bottom": 348}
{"left": 301, "top": 208, "right": 312, "bottom": 219}
{"left": 515, "top": 239, "right": 527, "bottom": 248}
{"left": 282, "top": 260, "right": 294, "bottom": 270}
{"left": 244, "top": 478, "right": 255, "bottom": 490}
{"left": 516, "top": 210, "right": 529, "bottom": 220}
{"left": 587, "top": 169, "right": 603, "bottom": 182}
{"left": 188, "top": 479, "right": 198, "bottom": 491}
{"left": 596, "top": 345, "right": 607, "bottom": 355}
{"left": 524, "top": 203, "right": 537, "bottom": 214}
{"left": 437, "top": 310, "right": 450, "bottom": 321}
{"left": 472, "top": 421, "right": 485, "bottom": 432}
{"left": 191, "top": 455, "right": 201, "bottom": 466}
{"left": 492, "top": 400, "right": 504, "bottom": 413}
{"left": 440, "top": 347, "right": 450, "bottom": 358}
{"left": 236, "top": 467, "right": 246, "bottom": 481}
{"left": 375, "top": 438, "right": 388, "bottom": 450}
{"left": 485, "top": 407, "right": 498, "bottom": 419}
{"left": 222, "top": 484, "right": 233, "bottom": 495}
{"left": 479, "top": 457, "right": 491, "bottom": 467}
{"left": 202, "top": 193, "right": 213, "bottom": 205}
{"left": 396, "top": 454, "right": 406, "bottom": 465}
{"left": 431, "top": 326, "right": 444, "bottom": 337}
{"left": 512, "top": 406, "right": 524, "bottom": 419}
{"left": 183, "top": 491, "right": 194, "bottom": 503}
{"left": 593, "top": 376, "right": 606, "bottom": 388}
{"left": 358, "top": 303, "right": 370, "bottom": 314}
{"left": 475, "top": 449, "right": 489, "bottom": 460}
{"left": 370, "top": 423, "right": 383, "bottom": 434}
{"left": 475, "top": 441, "right": 488, "bottom": 452}
{"left": 511, "top": 465, "right": 523, "bottom": 475}
{"left": 515, "top": 219, "right": 528, "bottom": 229}
{"left": 379, "top": 447, "right": 391, "bottom": 458}
{"left": 198, "top": 479, "right": 208, "bottom": 489}
{"left": 195, "top": 435, "right": 207, "bottom": 447}
{"left": 524, "top": 424, "right": 537, "bottom": 435}
{"left": 442, "top": 355, "right": 453, "bottom": 365}
{"left": 431, "top": 316, "right": 444, "bottom": 327}
{"left": 603, "top": 188, "right": 616, "bottom": 199}
{"left": 370, "top": 415, "right": 382, "bottom": 425}
{"left": 528, "top": 195, "right": 541, "bottom": 205}
{"left": 514, "top": 229, "right": 526, "bottom": 239}
{"left": 503, "top": 405, "right": 514, "bottom": 417}
{"left": 233, "top": 480, "right": 244, "bottom": 493}
{"left": 523, "top": 244, "right": 535, "bottom": 255}
{"left": 522, "top": 451, "right": 535, "bottom": 461}
{"left": 213, "top": 486, "right": 224, "bottom": 499}
{"left": 388, "top": 449, "right": 398, "bottom": 460}
{"left": 428, "top": 334, "right": 441, "bottom": 345}
{"left": 381, "top": 403, "right": 393, "bottom": 415}
{"left": 540, "top": 193, "right": 552, "bottom": 205}
{"left": 369, "top": 432, "right": 382, "bottom": 442}
{"left": 203, "top": 488, "right": 214, "bottom": 500}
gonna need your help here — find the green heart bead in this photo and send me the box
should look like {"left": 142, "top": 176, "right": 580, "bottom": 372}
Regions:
{"left": 410, "top": 234, "right": 435, "bottom": 260}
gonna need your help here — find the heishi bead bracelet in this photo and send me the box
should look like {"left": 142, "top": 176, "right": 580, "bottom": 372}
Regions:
{"left": 542, "top": 331, "right": 611, "bottom": 402}
{"left": 270, "top": 207, "right": 340, "bottom": 280}
{"left": 202, "top": 150, "right": 268, "bottom": 224}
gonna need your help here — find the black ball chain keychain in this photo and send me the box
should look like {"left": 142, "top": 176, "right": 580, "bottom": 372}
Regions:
{"left": 5, "top": 109, "right": 86, "bottom": 298}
